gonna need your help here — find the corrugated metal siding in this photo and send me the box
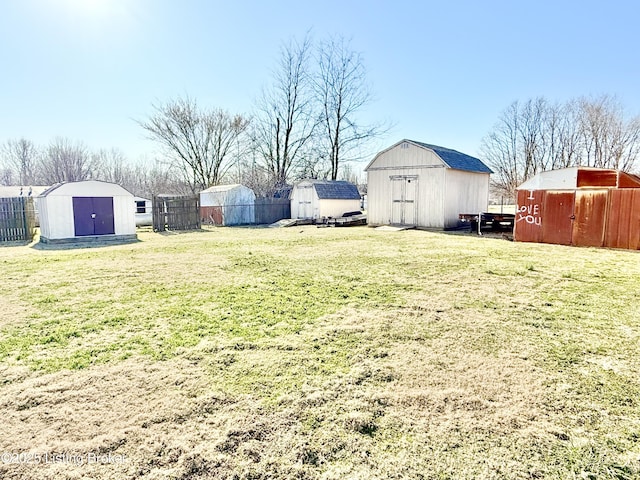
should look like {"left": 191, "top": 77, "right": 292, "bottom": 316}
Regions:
{"left": 605, "top": 189, "right": 640, "bottom": 249}
{"left": 41, "top": 196, "right": 75, "bottom": 240}
{"left": 515, "top": 188, "right": 640, "bottom": 249}
{"left": 540, "top": 191, "right": 574, "bottom": 246}
{"left": 572, "top": 190, "right": 608, "bottom": 247}
{"left": 618, "top": 172, "right": 640, "bottom": 188}
{"left": 201, "top": 206, "right": 223, "bottom": 225}
{"left": 113, "top": 196, "right": 136, "bottom": 235}
{"left": 577, "top": 169, "right": 617, "bottom": 188}
{"left": 515, "top": 190, "right": 574, "bottom": 245}
{"left": 514, "top": 190, "right": 544, "bottom": 243}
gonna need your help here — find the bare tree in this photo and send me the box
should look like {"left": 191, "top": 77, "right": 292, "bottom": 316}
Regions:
{"left": 40, "top": 137, "right": 94, "bottom": 184}
{"left": 315, "top": 36, "right": 386, "bottom": 180}
{"left": 132, "top": 158, "right": 190, "bottom": 198}
{"left": 0, "top": 138, "right": 39, "bottom": 185}
{"left": 295, "top": 152, "right": 331, "bottom": 181}
{"left": 482, "top": 95, "right": 640, "bottom": 197}
{"left": 0, "top": 166, "right": 14, "bottom": 185}
{"left": 518, "top": 98, "right": 547, "bottom": 179}
{"left": 338, "top": 163, "right": 362, "bottom": 185}
{"left": 545, "top": 100, "right": 582, "bottom": 170}
{"left": 480, "top": 101, "right": 521, "bottom": 198}
{"left": 93, "top": 148, "right": 129, "bottom": 185}
{"left": 230, "top": 155, "right": 275, "bottom": 197}
{"left": 138, "top": 97, "right": 249, "bottom": 193}
{"left": 578, "top": 95, "right": 640, "bottom": 170}
{"left": 252, "top": 34, "right": 317, "bottom": 189}
{"left": 618, "top": 116, "right": 640, "bottom": 171}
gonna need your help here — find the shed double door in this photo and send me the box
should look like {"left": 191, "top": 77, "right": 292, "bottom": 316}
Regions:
{"left": 296, "top": 185, "right": 314, "bottom": 219}
{"left": 73, "top": 197, "right": 115, "bottom": 236}
{"left": 390, "top": 176, "right": 417, "bottom": 225}
{"left": 542, "top": 190, "right": 608, "bottom": 247}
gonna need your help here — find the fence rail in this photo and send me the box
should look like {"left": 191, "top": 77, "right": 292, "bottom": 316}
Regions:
{"left": 152, "top": 195, "right": 201, "bottom": 232}
{"left": 0, "top": 197, "right": 36, "bottom": 242}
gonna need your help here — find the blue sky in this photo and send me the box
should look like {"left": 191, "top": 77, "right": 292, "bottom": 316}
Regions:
{"left": 1, "top": 0, "right": 639, "bottom": 169}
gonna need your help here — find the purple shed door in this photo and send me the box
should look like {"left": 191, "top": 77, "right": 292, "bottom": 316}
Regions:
{"left": 73, "top": 197, "right": 115, "bottom": 236}
{"left": 92, "top": 197, "right": 115, "bottom": 235}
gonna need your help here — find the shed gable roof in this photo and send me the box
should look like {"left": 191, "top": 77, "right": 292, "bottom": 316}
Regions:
{"left": 366, "top": 139, "right": 493, "bottom": 174}
{"left": 303, "top": 180, "right": 361, "bottom": 200}
{"left": 39, "top": 180, "right": 133, "bottom": 197}
{"left": 201, "top": 183, "right": 250, "bottom": 194}
{"left": 410, "top": 141, "right": 493, "bottom": 174}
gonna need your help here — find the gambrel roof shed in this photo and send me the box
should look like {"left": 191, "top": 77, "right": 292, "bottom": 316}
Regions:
{"left": 36, "top": 180, "right": 137, "bottom": 244}
{"left": 365, "top": 139, "right": 492, "bottom": 228}
{"left": 290, "top": 180, "right": 361, "bottom": 220}
{"left": 200, "top": 184, "right": 255, "bottom": 226}
{"left": 366, "top": 140, "right": 493, "bottom": 174}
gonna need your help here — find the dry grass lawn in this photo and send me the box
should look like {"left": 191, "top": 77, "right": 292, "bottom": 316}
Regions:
{"left": 0, "top": 226, "right": 639, "bottom": 479}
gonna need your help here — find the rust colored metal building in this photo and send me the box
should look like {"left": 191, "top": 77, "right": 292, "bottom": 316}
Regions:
{"left": 514, "top": 167, "right": 640, "bottom": 249}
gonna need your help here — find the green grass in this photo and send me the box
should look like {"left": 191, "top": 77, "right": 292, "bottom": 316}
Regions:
{"left": 0, "top": 226, "right": 639, "bottom": 479}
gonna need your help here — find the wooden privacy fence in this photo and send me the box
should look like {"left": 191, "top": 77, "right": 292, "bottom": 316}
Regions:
{"left": 515, "top": 188, "right": 640, "bottom": 249}
{"left": 0, "top": 197, "right": 36, "bottom": 242}
{"left": 254, "top": 197, "right": 291, "bottom": 225}
{"left": 152, "top": 195, "right": 201, "bottom": 232}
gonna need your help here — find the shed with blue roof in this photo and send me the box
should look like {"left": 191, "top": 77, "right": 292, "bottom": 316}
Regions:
{"left": 291, "top": 180, "right": 361, "bottom": 220}
{"left": 365, "top": 140, "right": 492, "bottom": 228}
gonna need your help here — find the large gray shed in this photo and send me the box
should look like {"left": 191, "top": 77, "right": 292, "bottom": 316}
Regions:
{"left": 365, "top": 140, "right": 493, "bottom": 228}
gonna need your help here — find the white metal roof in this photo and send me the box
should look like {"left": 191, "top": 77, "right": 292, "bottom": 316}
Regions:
{"left": 39, "top": 180, "right": 134, "bottom": 197}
